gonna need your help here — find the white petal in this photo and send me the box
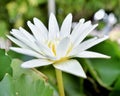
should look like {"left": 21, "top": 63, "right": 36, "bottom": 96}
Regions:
{"left": 70, "top": 37, "right": 97, "bottom": 55}
{"left": 49, "top": 13, "right": 59, "bottom": 40}
{"left": 27, "top": 21, "right": 45, "bottom": 43}
{"left": 10, "top": 29, "right": 29, "bottom": 43}
{"left": 78, "top": 36, "right": 108, "bottom": 52}
{"left": 56, "top": 37, "right": 70, "bottom": 58}
{"left": 33, "top": 17, "right": 48, "bottom": 41}
{"left": 53, "top": 59, "right": 87, "bottom": 78}
{"left": 21, "top": 59, "right": 53, "bottom": 68}
{"left": 10, "top": 29, "right": 42, "bottom": 53}
{"left": 74, "top": 23, "right": 98, "bottom": 46}
{"left": 36, "top": 41, "right": 55, "bottom": 58}
{"left": 75, "top": 51, "right": 110, "bottom": 58}
{"left": 7, "top": 35, "right": 28, "bottom": 48}
{"left": 33, "top": 17, "right": 48, "bottom": 38}
{"left": 70, "top": 18, "right": 85, "bottom": 42}
{"left": 10, "top": 47, "right": 45, "bottom": 58}
{"left": 19, "top": 27, "right": 35, "bottom": 42}
{"left": 79, "top": 18, "right": 85, "bottom": 23}
{"left": 11, "top": 29, "right": 27, "bottom": 41}
{"left": 80, "top": 36, "right": 108, "bottom": 50}
{"left": 60, "top": 13, "right": 72, "bottom": 38}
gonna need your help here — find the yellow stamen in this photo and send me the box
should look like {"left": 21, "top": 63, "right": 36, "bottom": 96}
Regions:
{"left": 54, "top": 57, "right": 69, "bottom": 64}
{"left": 66, "top": 43, "right": 73, "bottom": 56}
{"left": 51, "top": 43, "right": 56, "bottom": 56}
{"left": 47, "top": 41, "right": 56, "bottom": 56}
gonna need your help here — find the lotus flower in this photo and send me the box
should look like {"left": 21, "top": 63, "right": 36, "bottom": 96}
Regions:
{"left": 7, "top": 13, "right": 110, "bottom": 78}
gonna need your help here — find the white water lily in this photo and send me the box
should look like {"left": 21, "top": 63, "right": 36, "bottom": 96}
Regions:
{"left": 7, "top": 13, "right": 110, "bottom": 78}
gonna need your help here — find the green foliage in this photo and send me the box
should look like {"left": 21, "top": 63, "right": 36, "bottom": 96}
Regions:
{"left": 87, "top": 40, "right": 120, "bottom": 95}
{"left": 0, "top": 0, "right": 120, "bottom": 95}
{"left": 0, "top": 0, "right": 120, "bottom": 38}
{"left": 0, "top": 49, "right": 12, "bottom": 80}
{"left": 0, "top": 59, "right": 53, "bottom": 96}
{"left": 0, "top": 74, "right": 15, "bottom": 96}
{"left": 89, "top": 40, "right": 120, "bottom": 85}
{"left": 56, "top": 0, "right": 120, "bottom": 22}
{"left": 110, "top": 77, "right": 120, "bottom": 96}
{"left": 0, "top": 21, "right": 8, "bottom": 38}
{"left": 63, "top": 73, "right": 85, "bottom": 96}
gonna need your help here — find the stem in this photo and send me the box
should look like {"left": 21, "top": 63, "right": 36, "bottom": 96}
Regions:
{"left": 48, "top": 0, "right": 56, "bottom": 15}
{"left": 32, "top": 68, "right": 48, "bottom": 81}
{"left": 55, "top": 69, "right": 65, "bottom": 96}
{"left": 79, "top": 78, "right": 84, "bottom": 94}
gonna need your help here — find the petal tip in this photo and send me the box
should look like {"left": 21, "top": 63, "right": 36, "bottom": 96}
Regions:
{"left": 50, "top": 13, "right": 55, "bottom": 17}
{"left": 67, "top": 13, "right": 72, "bottom": 17}
{"left": 83, "top": 75, "right": 87, "bottom": 78}
{"left": 105, "top": 56, "right": 111, "bottom": 59}
{"left": 21, "top": 64, "right": 30, "bottom": 68}
{"left": 77, "top": 72, "right": 87, "bottom": 78}
{"left": 27, "top": 21, "right": 31, "bottom": 25}
{"left": 95, "top": 23, "right": 98, "bottom": 27}
{"left": 6, "top": 35, "right": 9, "bottom": 38}
{"left": 19, "top": 27, "right": 23, "bottom": 30}
{"left": 33, "top": 17, "right": 39, "bottom": 22}
{"left": 79, "top": 18, "right": 85, "bottom": 23}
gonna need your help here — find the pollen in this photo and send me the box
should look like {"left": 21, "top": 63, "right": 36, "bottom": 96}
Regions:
{"left": 66, "top": 43, "right": 73, "bottom": 56}
{"left": 51, "top": 43, "right": 56, "bottom": 56}
{"left": 48, "top": 41, "right": 57, "bottom": 56}
{"left": 54, "top": 57, "right": 69, "bottom": 64}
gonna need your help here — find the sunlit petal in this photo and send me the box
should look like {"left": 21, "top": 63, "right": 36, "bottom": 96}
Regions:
{"left": 27, "top": 21, "right": 45, "bottom": 43}
{"left": 33, "top": 17, "right": 48, "bottom": 41}
{"left": 75, "top": 51, "right": 110, "bottom": 58}
{"left": 10, "top": 47, "right": 45, "bottom": 58}
{"left": 60, "top": 13, "right": 72, "bottom": 38}
{"left": 53, "top": 59, "right": 87, "bottom": 78}
{"left": 19, "top": 27, "right": 35, "bottom": 42}
{"left": 70, "top": 37, "right": 97, "bottom": 56}
{"left": 36, "top": 41, "right": 55, "bottom": 58}
{"left": 21, "top": 59, "right": 53, "bottom": 68}
{"left": 70, "top": 36, "right": 108, "bottom": 56}
{"left": 74, "top": 23, "right": 98, "bottom": 46}
{"left": 11, "top": 29, "right": 27, "bottom": 41}
{"left": 7, "top": 35, "right": 28, "bottom": 48}
{"left": 78, "top": 36, "right": 108, "bottom": 52}
{"left": 56, "top": 37, "right": 70, "bottom": 58}
{"left": 11, "top": 29, "right": 42, "bottom": 53}
{"left": 70, "top": 18, "right": 85, "bottom": 43}
{"left": 49, "top": 13, "right": 59, "bottom": 40}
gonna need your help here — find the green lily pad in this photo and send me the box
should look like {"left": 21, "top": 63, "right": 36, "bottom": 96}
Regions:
{"left": 0, "top": 59, "right": 53, "bottom": 96}
{"left": 0, "top": 74, "right": 15, "bottom": 96}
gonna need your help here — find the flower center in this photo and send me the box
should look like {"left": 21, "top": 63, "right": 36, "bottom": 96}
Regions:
{"left": 54, "top": 57, "right": 69, "bottom": 64}
{"left": 47, "top": 38, "right": 73, "bottom": 61}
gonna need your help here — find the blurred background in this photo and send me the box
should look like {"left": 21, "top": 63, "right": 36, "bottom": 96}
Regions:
{"left": 0, "top": 0, "right": 120, "bottom": 36}
{"left": 0, "top": 0, "right": 120, "bottom": 96}
{"left": 0, "top": 0, "right": 120, "bottom": 48}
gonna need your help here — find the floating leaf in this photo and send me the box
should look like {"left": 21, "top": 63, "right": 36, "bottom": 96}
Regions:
{"left": 0, "top": 74, "right": 15, "bottom": 96}
{"left": 0, "top": 59, "right": 53, "bottom": 96}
